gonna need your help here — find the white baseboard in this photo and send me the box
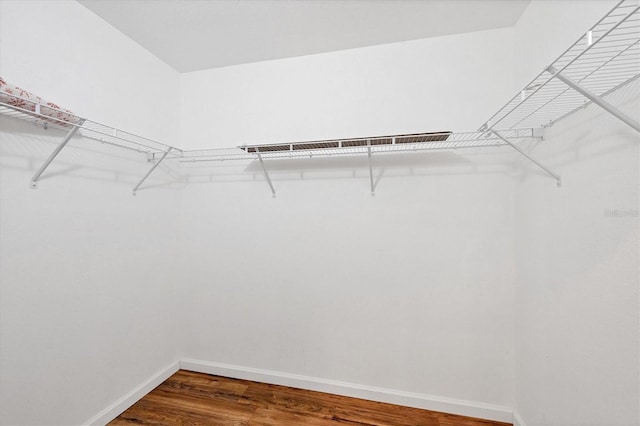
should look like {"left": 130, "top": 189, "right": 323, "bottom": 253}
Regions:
{"left": 84, "top": 360, "right": 180, "bottom": 426}
{"left": 180, "top": 358, "right": 513, "bottom": 423}
{"left": 513, "top": 410, "right": 527, "bottom": 426}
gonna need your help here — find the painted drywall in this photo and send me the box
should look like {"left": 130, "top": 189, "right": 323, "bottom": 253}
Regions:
{"left": 512, "top": 0, "right": 618, "bottom": 85}
{"left": 176, "top": 26, "right": 524, "bottom": 411}
{"left": 1, "top": 0, "right": 637, "bottom": 424}
{"left": 79, "top": 0, "right": 532, "bottom": 72}
{"left": 510, "top": 1, "right": 639, "bottom": 424}
{"left": 513, "top": 78, "right": 639, "bottom": 425}
{"left": 176, "top": 0, "right": 633, "bottom": 417}
{"left": 0, "top": 120, "right": 182, "bottom": 426}
{"left": 178, "top": 149, "right": 519, "bottom": 411}
{"left": 0, "top": 0, "right": 180, "bottom": 145}
{"left": 0, "top": 1, "right": 182, "bottom": 425}
{"left": 179, "top": 27, "right": 518, "bottom": 150}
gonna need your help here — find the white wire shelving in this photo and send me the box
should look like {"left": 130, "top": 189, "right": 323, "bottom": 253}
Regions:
{"left": 180, "top": 129, "right": 540, "bottom": 196}
{"left": 0, "top": 0, "right": 638, "bottom": 195}
{"left": 0, "top": 91, "right": 180, "bottom": 193}
{"left": 471, "top": 0, "right": 640, "bottom": 188}
{"left": 483, "top": 0, "right": 640, "bottom": 132}
{"left": 179, "top": 129, "right": 538, "bottom": 162}
{"left": 0, "top": 94, "right": 178, "bottom": 156}
{"left": 0, "top": 90, "right": 540, "bottom": 195}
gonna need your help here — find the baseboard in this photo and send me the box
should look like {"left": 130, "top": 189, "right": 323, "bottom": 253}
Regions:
{"left": 180, "top": 358, "right": 513, "bottom": 423}
{"left": 84, "top": 360, "right": 180, "bottom": 426}
{"left": 513, "top": 410, "right": 527, "bottom": 426}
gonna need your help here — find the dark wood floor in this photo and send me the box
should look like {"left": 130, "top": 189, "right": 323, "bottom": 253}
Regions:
{"left": 110, "top": 370, "right": 511, "bottom": 425}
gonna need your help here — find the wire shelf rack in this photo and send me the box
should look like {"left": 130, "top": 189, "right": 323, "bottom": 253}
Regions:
{"left": 1, "top": 0, "right": 638, "bottom": 194}
{"left": 179, "top": 129, "right": 538, "bottom": 163}
{"left": 0, "top": 91, "right": 178, "bottom": 156}
{"left": 484, "top": 0, "right": 640, "bottom": 131}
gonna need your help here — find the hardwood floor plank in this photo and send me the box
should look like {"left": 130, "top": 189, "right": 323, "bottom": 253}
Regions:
{"left": 438, "top": 413, "right": 512, "bottom": 426}
{"left": 109, "top": 370, "right": 511, "bottom": 426}
{"left": 247, "top": 407, "right": 344, "bottom": 426}
{"left": 144, "top": 390, "right": 256, "bottom": 420}
{"left": 240, "top": 382, "right": 441, "bottom": 426}
{"left": 162, "top": 371, "right": 249, "bottom": 404}
{"left": 111, "top": 397, "right": 251, "bottom": 426}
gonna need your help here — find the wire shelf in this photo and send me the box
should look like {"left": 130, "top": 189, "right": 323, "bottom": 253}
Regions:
{"left": 179, "top": 129, "right": 538, "bottom": 162}
{"left": 1, "top": 1, "right": 636, "bottom": 165}
{"left": 1, "top": 1, "right": 637, "bottom": 194}
{"left": 484, "top": 0, "right": 640, "bottom": 131}
{"left": 0, "top": 91, "right": 177, "bottom": 156}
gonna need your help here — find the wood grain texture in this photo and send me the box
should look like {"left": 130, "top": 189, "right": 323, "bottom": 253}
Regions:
{"left": 109, "top": 370, "right": 512, "bottom": 426}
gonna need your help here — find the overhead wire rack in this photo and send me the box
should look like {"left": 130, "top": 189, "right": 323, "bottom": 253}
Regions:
{"left": 0, "top": 92, "right": 177, "bottom": 156}
{"left": 150, "top": 0, "right": 640, "bottom": 195}
{"left": 484, "top": 0, "right": 640, "bottom": 132}
{"left": 0, "top": 91, "right": 180, "bottom": 193}
{"left": 0, "top": 0, "right": 638, "bottom": 195}
{"left": 179, "top": 129, "right": 540, "bottom": 196}
{"left": 468, "top": 0, "right": 640, "bottom": 188}
{"left": 179, "top": 129, "right": 538, "bottom": 163}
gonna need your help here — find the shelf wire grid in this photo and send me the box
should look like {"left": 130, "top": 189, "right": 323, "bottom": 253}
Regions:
{"left": 0, "top": 91, "right": 178, "bottom": 156}
{"left": 484, "top": 0, "right": 640, "bottom": 131}
{"left": 178, "top": 129, "right": 538, "bottom": 162}
{"left": 3, "top": 1, "right": 636, "bottom": 169}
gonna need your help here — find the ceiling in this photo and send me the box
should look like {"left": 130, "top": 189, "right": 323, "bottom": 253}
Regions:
{"left": 79, "top": 0, "right": 531, "bottom": 73}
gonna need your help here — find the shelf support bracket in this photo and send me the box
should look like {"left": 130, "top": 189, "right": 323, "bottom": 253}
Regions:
{"left": 546, "top": 65, "right": 639, "bottom": 133}
{"left": 490, "top": 129, "right": 561, "bottom": 187}
{"left": 255, "top": 148, "right": 276, "bottom": 198}
{"left": 132, "top": 148, "right": 172, "bottom": 195}
{"left": 30, "top": 119, "right": 85, "bottom": 189}
{"left": 367, "top": 142, "right": 375, "bottom": 195}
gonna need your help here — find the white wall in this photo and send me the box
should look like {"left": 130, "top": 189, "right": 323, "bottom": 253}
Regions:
{"left": 0, "top": 120, "right": 182, "bottom": 426}
{"left": 513, "top": 79, "right": 639, "bottom": 425}
{"left": 0, "top": 0, "right": 180, "bottom": 145}
{"left": 180, "top": 27, "right": 517, "bottom": 149}
{"left": 2, "top": 0, "right": 637, "bottom": 424}
{"left": 178, "top": 150, "right": 518, "bottom": 412}
{"left": 0, "top": 1, "right": 182, "bottom": 425}
{"left": 177, "top": 1, "right": 639, "bottom": 420}
{"left": 177, "top": 27, "right": 523, "bottom": 414}
{"left": 512, "top": 0, "right": 618, "bottom": 87}
{"left": 178, "top": 1, "right": 639, "bottom": 421}
{"left": 510, "top": 1, "right": 639, "bottom": 424}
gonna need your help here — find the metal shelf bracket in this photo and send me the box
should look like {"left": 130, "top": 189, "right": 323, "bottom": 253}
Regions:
{"left": 255, "top": 148, "right": 276, "bottom": 198}
{"left": 489, "top": 128, "right": 561, "bottom": 187}
{"left": 30, "top": 119, "right": 86, "bottom": 189}
{"left": 546, "top": 65, "right": 640, "bottom": 133}
{"left": 367, "top": 141, "right": 375, "bottom": 196}
{"left": 132, "top": 148, "right": 172, "bottom": 196}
